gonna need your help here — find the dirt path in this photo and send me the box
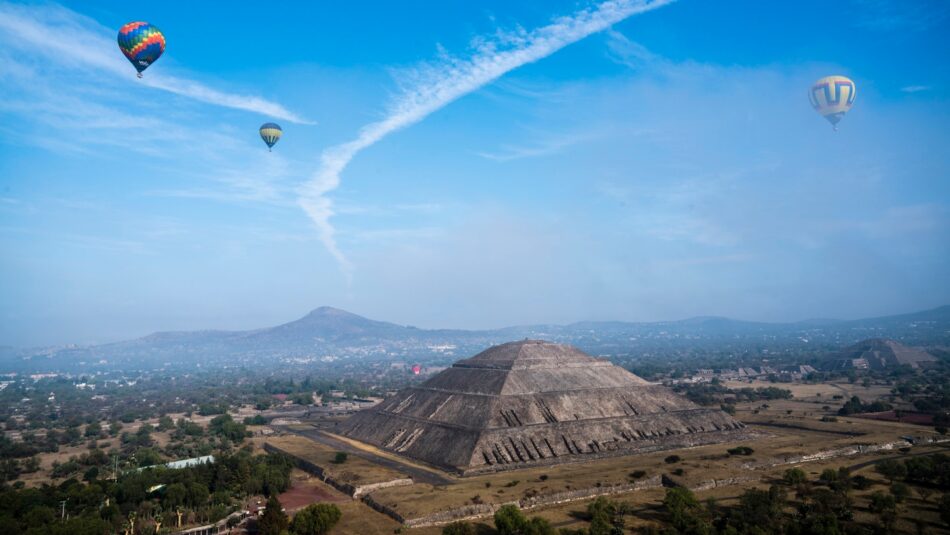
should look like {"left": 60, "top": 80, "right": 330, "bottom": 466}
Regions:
{"left": 846, "top": 443, "right": 950, "bottom": 472}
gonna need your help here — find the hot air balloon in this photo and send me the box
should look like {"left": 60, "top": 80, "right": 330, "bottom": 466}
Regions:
{"left": 412, "top": 364, "right": 421, "bottom": 375}
{"left": 809, "top": 75, "right": 856, "bottom": 131}
{"left": 259, "top": 123, "right": 283, "bottom": 151}
{"left": 117, "top": 22, "right": 165, "bottom": 78}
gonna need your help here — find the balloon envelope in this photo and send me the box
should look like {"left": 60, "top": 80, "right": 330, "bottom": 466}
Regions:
{"left": 809, "top": 75, "right": 856, "bottom": 129}
{"left": 259, "top": 123, "right": 283, "bottom": 151}
{"left": 117, "top": 22, "right": 165, "bottom": 77}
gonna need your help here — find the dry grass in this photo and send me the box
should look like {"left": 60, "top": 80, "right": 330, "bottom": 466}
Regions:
{"left": 267, "top": 435, "right": 407, "bottom": 485}
{"left": 722, "top": 380, "right": 893, "bottom": 402}
{"left": 359, "top": 398, "right": 944, "bottom": 523}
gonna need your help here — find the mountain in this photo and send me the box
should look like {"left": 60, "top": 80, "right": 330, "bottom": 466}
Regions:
{"left": 4, "top": 305, "right": 949, "bottom": 373}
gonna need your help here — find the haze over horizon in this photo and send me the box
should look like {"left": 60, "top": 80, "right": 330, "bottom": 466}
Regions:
{"left": 2, "top": 0, "right": 949, "bottom": 346}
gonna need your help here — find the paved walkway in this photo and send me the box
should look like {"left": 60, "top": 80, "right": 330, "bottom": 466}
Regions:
{"left": 276, "top": 425, "right": 456, "bottom": 486}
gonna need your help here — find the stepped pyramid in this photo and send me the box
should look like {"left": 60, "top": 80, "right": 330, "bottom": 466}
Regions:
{"left": 338, "top": 340, "right": 750, "bottom": 475}
{"left": 835, "top": 338, "right": 936, "bottom": 370}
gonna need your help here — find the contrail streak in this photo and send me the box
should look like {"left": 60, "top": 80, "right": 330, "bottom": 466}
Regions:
{"left": 299, "top": 0, "right": 674, "bottom": 277}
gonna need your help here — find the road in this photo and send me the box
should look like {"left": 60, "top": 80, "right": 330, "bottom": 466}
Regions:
{"left": 846, "top": 442, "right": 949, "bottom": 472}
{"left": 275, "top": 425, "right": 456, "bottom": 486}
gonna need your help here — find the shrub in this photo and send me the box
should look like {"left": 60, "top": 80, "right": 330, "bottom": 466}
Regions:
{"left": 727, "top": 446, "right": 754, "bottom": 456}
{"left": 664, "top": 455, "right": 681, "bottom": 464}
{"left": 819, "top": 468, "right": 838, "bottom": 483}
{"left": 630, "top": 470, "right": 647, "bottom": 480}
{"left": 494, "top": 504, "right": 527, "bottom": 535}
{"left": 852, "top": 475, "right": 873, "bottom": 490}
{"left": 889, "top": 482, "right": 910, "bottom": 503}
{"left": 332, "top": 452, "right": 348, "bottom": 464}
{"left": 442, "top": 522, "right": 475, "bottom": 535}
{"left": 243, "top": 415, "right": 267, "bottom": 425}
{"left": 782, "top": 468, "right": 807, "bottom": 486}
{"left": 289, "top": 503, "right": 341, "bottom": 535}
{"left": 874, "top": 459, "right": 907, "bottom": 482}
{"left": 493, "top": 505, "right": 556, "bottom": 535}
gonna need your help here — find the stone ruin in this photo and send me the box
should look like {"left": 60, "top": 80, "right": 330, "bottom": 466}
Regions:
{"left": 338, "top": 340, "right": 751, "bottom": 475}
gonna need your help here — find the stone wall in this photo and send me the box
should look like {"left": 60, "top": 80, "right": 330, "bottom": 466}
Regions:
{"left": 740, "top": 436, "right": 950, "bottom": 471}
{"left": 739, "top": 440, "right": 908, "bottom": 470}
{"left": 372, "top": 475, "right": 663, "bottom": 529}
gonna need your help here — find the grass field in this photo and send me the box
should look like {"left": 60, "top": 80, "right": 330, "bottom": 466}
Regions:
{"left": 291, "top": 391, "right": 948, "bottom": 534}
{"left": 266, "top": 434, "right": 408, "bottom": 486}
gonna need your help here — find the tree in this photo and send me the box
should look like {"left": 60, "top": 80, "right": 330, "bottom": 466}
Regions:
{"left": 164, "top": 483, "right": 187, "bottom": 509}
{"left": 186, "top": 482, "right": 209, "bottom": 507}
{"left": 868, "top": 491, "right": 898, "bottom": 532}
{"left": 290, "top": 503, "right": 342, "bottom": 535}
{"left": 940, "top": 493, "right": 950, "bottom": 528}
{"left": 729, "top": 486, "right": 787, "bottom": 533}
{"left": 819, "top": 468, "right": 838, "bottom": 484}
{"left": 875, "top": 459, "right": 907, "bottom": 482}
{"left": 783, "top": 468, "right": 807, "bottom": 486}
{"left": 663, "top": 487, "right": 711, "bottom": 534}
{"left": 157, "top": 415, "right": 175, "bottom": 431}
{"left": 442, "top": 521, "right": 476, "bottom": 535}
{"left": 494, "top": 504, "right": 527, "bottom": 535}
{"left": 332, "top": 452, "right": 348, "bottom": 464}
{"left": 208, "top": 414, "right": 247, "bottom": 442}
{"left": 258, "top": 495, "right": 288, "bottom": 535}
{"left": 588, "top": 496, "right": 622, "bottom": 535}
{"left": 22, "top": 456, "right": 39, "bottom": 473}
{"left": 523, "top": 517, "right": 556, "bottom": 535}
{"left": 83, "top": 421, "right": 101, "bottom": 438}
{"left": 890, "top": 482, "right": 910, "bottom": 503}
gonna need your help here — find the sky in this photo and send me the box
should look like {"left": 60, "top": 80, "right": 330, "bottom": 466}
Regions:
{"left": 1, "top": 0, "right": 948, "bottom": 346}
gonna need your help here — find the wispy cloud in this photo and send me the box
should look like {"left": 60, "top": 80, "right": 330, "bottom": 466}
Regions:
{"left": 476, "top": 130, "right": 598, "bottom": 162}
{"left": 299, "top": 0, "right": 675, "bottom": 276}
{"left": 900, "top": 85, "right": 932, "bottom": 93}
{"left": 850, "top": 0, "right": 949, "bottom": 32}
{"left": 605, "top": 28, "right": 661, "bottom": 69}
{"left": 0, "top": 2, "right": 306, "bottom": 123}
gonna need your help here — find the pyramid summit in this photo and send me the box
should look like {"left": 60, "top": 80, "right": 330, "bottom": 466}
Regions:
{"left": 338, "top": 340, "right": 752, "bottom": 475}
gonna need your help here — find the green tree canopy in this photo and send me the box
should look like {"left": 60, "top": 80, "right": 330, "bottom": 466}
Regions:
{"left": 289, "top": 503, "right": 342, "bottom": 535}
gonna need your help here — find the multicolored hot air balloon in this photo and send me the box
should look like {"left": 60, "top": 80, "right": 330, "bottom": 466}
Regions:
{"left": 117, "top": 22, "right": 165, "bottom": 78}
{"left": 259, "top": 123, "right": 283, "bottom": 152}
{"left": 809, "top": 75, "right": 856, "bottom": 131}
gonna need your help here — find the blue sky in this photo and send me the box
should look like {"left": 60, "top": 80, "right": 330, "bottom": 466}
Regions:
{"left": 1, "top": 0, "right": 948, "bottom": 346}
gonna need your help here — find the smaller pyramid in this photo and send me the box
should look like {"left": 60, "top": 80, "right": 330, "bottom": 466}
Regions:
{"left": 338, "top": 340, "right": 750, "bottom": 475}
{"left": 834, "top": 338, "right": 936, "bottom": 370}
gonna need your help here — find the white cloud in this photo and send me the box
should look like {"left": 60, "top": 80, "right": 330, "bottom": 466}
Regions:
{"left": 605, "top": 28, "right": 660, "bottom": 69}
{"left": 900, "top": 85, "right": 932, "bottom": 93}
{"left": 0, "top": 3, "right": 306, "bottom": 123}
{"left": 476, "top": 130, "right": 599, "bottom": 162}
{"left": 850, "top": 0, "right": 949, "bottom": 31}
{"left": 299, "top": 0, "right": 675, "bottom": 276}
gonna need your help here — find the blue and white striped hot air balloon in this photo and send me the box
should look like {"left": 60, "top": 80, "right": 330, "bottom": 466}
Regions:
{"left": 809, "top": 75, "right": 856, "bottom": 131}
{"left": 259, "top": 123, "right": 282, "bottom": 151}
